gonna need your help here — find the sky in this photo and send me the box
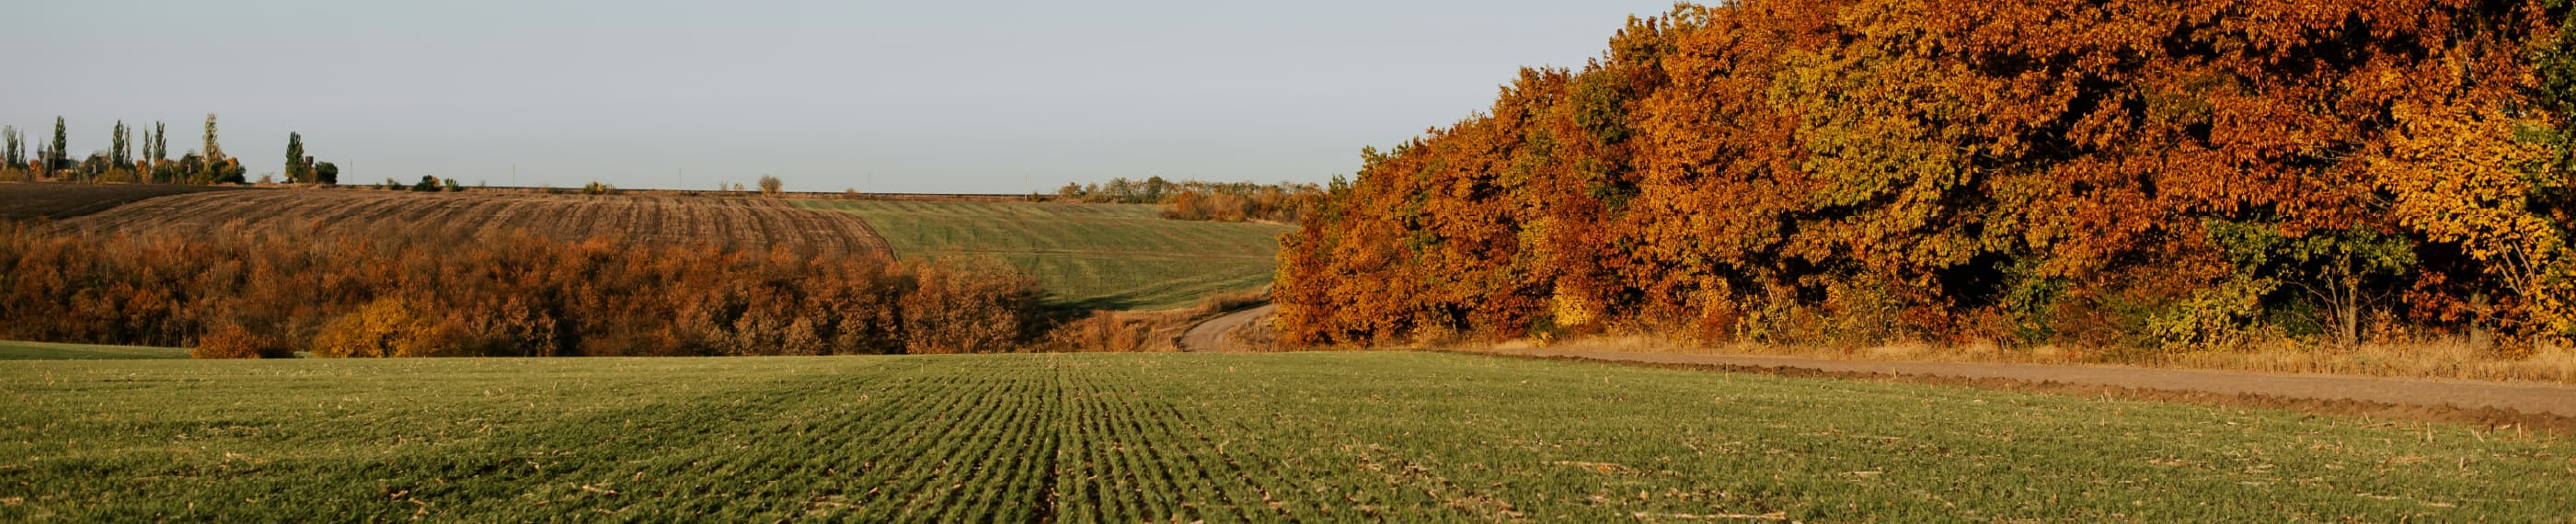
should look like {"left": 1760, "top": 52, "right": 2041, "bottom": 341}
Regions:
{"left": 5, "top": 1, "right": 1678, "bottom": 193}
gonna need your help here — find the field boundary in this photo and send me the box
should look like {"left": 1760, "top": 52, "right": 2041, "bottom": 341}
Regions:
{"left": 1471, "top": 350, "right": 2576, "bottom": 436}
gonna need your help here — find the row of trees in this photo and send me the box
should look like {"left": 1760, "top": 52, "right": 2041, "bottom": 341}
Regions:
{"left": 0, "top": 223, "right": 1043, "bottom": 358}
{"left": 1278, "top": 0, "right": 2576, "bottom": 353}
{"left": 1, "top": 115, "right": 333, "bottom": 185}
{"left": 1052, "top": 177, "right": 1328, "bottom": 222}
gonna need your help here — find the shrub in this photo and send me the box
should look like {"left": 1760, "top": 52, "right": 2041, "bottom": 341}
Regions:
{"left": 191, "top": 323, "right": 294, "bottom": 359}
{"left": 311, "top": 297, "right": 459, "bottom": 358}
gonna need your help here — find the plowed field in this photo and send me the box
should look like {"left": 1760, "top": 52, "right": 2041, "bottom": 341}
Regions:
{"left": 0, "top": 182, "right": 243, "bottom": 222}
{"left": 4, "top": 352, "right": 2569, "bottom": 520}
{"left": 57, "top": 189, "right": 892, "bottom": 257}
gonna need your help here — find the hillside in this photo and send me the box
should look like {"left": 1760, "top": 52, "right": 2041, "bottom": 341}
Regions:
{"left": 799, "top": 199, "right": 1288, "bottom": 310}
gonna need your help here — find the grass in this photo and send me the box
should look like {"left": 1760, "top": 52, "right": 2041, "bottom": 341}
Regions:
{"left": 0, "top": 340, "right": 190, "bottom": 360}
{"left": 3, "top": 352, "right": 2569, "bottom": 521}
{"left": 796, "top": 199, "right": 1289, "bottom": 311}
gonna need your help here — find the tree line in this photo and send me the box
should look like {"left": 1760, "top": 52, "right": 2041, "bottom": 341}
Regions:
{"left": 0, "top": 223, "right": 1042, "bottom": 358}
{"left": 1277, "top": 0, "right": 2576, "bottom": 353}
{"left": 2, "top": 114, "right": 336, "bottom": 185}
{"left": 1052, "top": 177, "right": 1328, "bottom": 222}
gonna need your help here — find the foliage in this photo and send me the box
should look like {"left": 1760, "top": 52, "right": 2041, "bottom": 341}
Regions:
{"left": 1278, "top": 0, "right": 2576, "bottom": 350}
{"left": 757, "top": 175, "right": 782, "bottom": 196}
{"left": 0, "top": 224, "right": 1043, "bottom": 357}
{"left": 190, "top": 322, "right": 295, "bottom": 359}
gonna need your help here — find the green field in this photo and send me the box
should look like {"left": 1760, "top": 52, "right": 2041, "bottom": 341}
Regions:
{"left": 5, "top": 352, "right": 2569, "bottom": 520}
{"left": 0, "top": 340, "right": 190, "bottom": 360}
{"left": 797, "top": 199, "right": 1289, "bottom": 310}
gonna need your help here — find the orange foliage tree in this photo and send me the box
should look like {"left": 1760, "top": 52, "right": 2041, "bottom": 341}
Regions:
{"left": 1277, "top": 0, "right": 2576, "bottom": 350}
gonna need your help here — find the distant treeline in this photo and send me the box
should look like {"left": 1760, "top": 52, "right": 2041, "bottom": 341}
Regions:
{"left": 2, "top": 114, "right": 338, "bottom": 186}
{"left": 1053, "top": 177, "right": 1325, "bottom": 222}
{"left": 1279, "top": 0, "right": 2576, "bottom": 352}
{"left": 0, "top": 225, "right": 1041, "bottom": 358}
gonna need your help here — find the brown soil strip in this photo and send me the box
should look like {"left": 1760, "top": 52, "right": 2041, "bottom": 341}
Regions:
{"left": 1475, "top": 349, "right": 2576, "bottom": 436}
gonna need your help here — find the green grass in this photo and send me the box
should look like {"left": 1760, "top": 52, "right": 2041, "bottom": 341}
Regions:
{"left": 798, "top": 199, "right": 1289, "bottom": 310}
{"left": 3, "top": 352, "right": 2570, "bottom": 521}
{"left": 0, "top": 340, "right": 190, "bottom": 360}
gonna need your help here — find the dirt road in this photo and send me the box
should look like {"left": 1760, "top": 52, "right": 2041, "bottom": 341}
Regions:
{"left": 1180, "top": 304, "right": 1274, "bottom": 352}
{"left": 1490, "top": 347, "right": 2576, "bottom": 417}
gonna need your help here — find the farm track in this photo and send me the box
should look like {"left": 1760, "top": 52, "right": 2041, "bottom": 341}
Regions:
{"left": 53, "top": 189, "right": 895, "bottom": 259}
{"left": 1489, "top": 347, "right": 2576, "bottom": 432}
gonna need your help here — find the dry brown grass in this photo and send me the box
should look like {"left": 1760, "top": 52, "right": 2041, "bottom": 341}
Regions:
{"left": 55, "top": 187, "right": 892, "bottom": 258}
{"left": 1499, "top": 334, "right": 2576, "bottom": 384}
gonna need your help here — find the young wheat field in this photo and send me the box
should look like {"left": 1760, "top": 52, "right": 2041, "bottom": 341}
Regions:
{"left": 798, "top": 199, "right": 1289, "bottom": 310}
{"left": 3, "top": 352, "right": 2568, "bottom": 521}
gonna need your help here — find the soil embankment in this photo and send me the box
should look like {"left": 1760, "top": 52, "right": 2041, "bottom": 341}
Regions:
{"left": 1491, "top": 347, "right": 2576, "bottom": 434}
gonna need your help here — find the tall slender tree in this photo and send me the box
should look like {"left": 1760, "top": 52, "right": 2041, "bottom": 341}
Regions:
{"left": 201, "top": 114, "right": 222, "bottom": 178}
{"left": 2, "top": 126, "right": 18, "bottom": 168}
{"left": 151, "top": 121, "right": 167, "bottom": 162}
{"left": 283, "top": 132, "right": 305, "bottom": 183}
{"left": 49, "top": 117, "right": 68, "bottom": 177}
{"left": 110, "top": 120, "right": 130, "bottom": 167}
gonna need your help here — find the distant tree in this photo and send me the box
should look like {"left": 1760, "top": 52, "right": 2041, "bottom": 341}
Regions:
{"left": 2, "top": 126, "right": 18, "bottom": 168}
{"left": 213, "top": 158, "right": 246, "bottom": 184}
{"left": 109, "top": 121, "right": 130, "bottom": 167}
{"left": 758, "top": 175, "right": 783, "bottom": 196}
{"left": 150, "top": 121, "right": 167, "bottom": 163}
{"left": 50, "top": 117, "right": 68, "bottom": 179}
{"left": 315, "top": 162, "right": 339, "bottom": 185}
{"left": 443, "top": 177, "right": 464, "bottom": 192}
{"left": 411, "top": 176, "right": 443, "bottom": 192}
{"left": 283, "top": 132, "right": 305, "bottom": 183}
{"left": 201, "top": 114, "right": 224, "bottom": 181}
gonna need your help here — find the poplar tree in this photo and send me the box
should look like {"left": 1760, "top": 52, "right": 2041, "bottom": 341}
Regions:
{"left": 2, "top": 126, "right": 18, "bottom": 168}
{"left": 111, "top": 121, "right": 130, "bottom": 166}
{"left": 201, "top": 114, "right": 222, "bottom": 178}
{"left": 49, "top": 117, "right": 67, "bottom": 176}
{"left": 284, "top": 132, "right": 305, "bottom": 183}
{"left": 151, "top": 121, "right": 167, "bottom": 162}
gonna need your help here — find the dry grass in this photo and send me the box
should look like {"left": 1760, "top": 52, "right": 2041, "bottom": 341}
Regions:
{"left": 1490, "top": 334, "right": 2576, "bottom": 384}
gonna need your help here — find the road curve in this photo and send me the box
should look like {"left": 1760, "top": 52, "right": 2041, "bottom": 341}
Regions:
{"left": 1180, "top": 304, "right": 1275, "bottom": 353}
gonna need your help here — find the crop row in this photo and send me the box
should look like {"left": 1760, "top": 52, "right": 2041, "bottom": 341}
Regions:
{"left": 60, "top": 189, "right": 892, "bottom": 258}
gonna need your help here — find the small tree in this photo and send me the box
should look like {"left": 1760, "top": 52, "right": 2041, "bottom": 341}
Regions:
{"left": 411, "top": 176, "right": 443, "bottom": 192}
{"left": 758, "top": 175, "right": 783, "bottom": 196}
{"left": 315, "top": 162, "right": 339, "bottom": 185}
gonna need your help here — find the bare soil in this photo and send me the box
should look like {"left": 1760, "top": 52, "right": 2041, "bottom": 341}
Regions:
{"left": 1488, "top": 347, "right": 2576, "bottom": 436}
{"left": 0, "top": 182, "right": 245, "bottom": 221}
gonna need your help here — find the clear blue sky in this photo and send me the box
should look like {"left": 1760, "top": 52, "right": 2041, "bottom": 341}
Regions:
{"left": 5, "top": 1, "right": 1677, "bottom": 193}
